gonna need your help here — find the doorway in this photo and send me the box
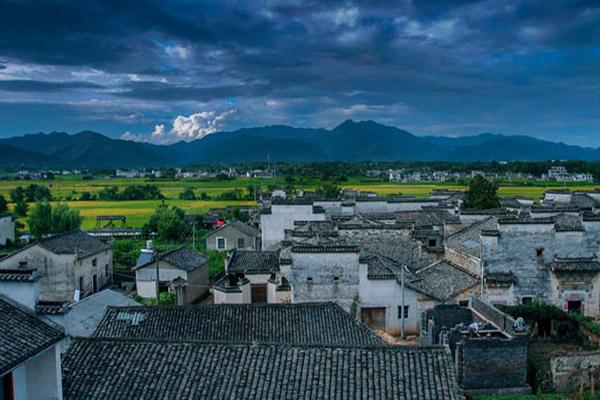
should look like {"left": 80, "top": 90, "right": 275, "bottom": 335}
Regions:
{"left": 361, "top": 307, "right": 386, "bottom": 331}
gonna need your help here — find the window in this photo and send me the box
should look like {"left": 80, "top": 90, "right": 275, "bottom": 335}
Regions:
{"left": 92, "top": 258, "right": 97, "bottom": 267}
{"left": 458, "top": 300, "right": 469, "bottom": 307}
{"left": 398, "top": 305, "right": 409, "bottom": 319}
{"left": 78, "top": 276, "right": 84, "bottom": 292}
{"left": 535, "top": 248, "right": 544, "bottom": 257}
{"left": 216, "top": 237, "right": 226, "bottom": 250}
{"left": 428, "top": 239, "right": 437, "bottom": 247}
{"left": 2, "top": 371, "right": 14, "bottom": 400}
{"left": 332, "top": 276, "right": 339, "bottom": 284}
{"left": 92, "top": 274, "right": 98, "bottom": 293}
{"left": 18, "top": 260, "right": 27, "bottom": 267}
{"left": 521, "top": 296, "right": 534, "bottom": 305}
{"left": 237, "top": 238, "right": 245, "bottom": 249}
{"left": 306, "top": 277, "right": 313, "bottom": 283}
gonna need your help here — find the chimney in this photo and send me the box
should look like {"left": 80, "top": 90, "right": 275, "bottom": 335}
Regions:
{"left": 146, "top": 240, "right": 154, "bottom": 250}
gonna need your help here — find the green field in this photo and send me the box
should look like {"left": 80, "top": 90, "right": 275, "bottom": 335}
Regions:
{"left": 4, "top": 176, "right": 600, "bottom": 228}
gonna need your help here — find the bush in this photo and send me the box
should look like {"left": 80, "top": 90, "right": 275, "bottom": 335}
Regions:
{"left": 142, "top": 203, "right": 186, "bottom": 241}
{"left": 179, "top": 187, "right": 196, "bottom": 200}
{"left": 112, "top": 240, "right": 140, "bottom": 270}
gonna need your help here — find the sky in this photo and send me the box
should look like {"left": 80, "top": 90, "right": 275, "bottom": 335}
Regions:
{"left": 0, "top": 0, "right": 599, "bottom": 146}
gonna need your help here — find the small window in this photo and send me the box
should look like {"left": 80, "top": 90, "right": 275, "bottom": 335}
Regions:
{"left": 535, "top": 248, "right": 544, "bottom": 257}
{"left": 92, "top": 258, "right": 97, "bottom": 267}
{"left": 458, "top": 300, "right": 469, "bottom": 307}
{"left": 521, "top": 296, "right": 534, "bottom": 305}
{"left": 237, "top": 238, "right": 245, "bottom": 249}
{"left": 428, "top": 239, "right": 437, "bottom": 247}
{"left": 216, "top": 237, "right": 226, "bottom": 250}
{"left": 398, "top": 305, "right": 409, "bottom": 319}
{"left": 18, "top": 260, "right": 27, "bottom": 267}
{"left": 306, "top": 277, "right": 313, "bottom": 283}
{"left": 333, "top": 276, "right": 339, "bottom": 284}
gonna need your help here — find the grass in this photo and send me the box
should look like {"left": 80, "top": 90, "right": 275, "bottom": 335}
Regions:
{"left": 5, "top": 176, "right": 600, "bottom": 228}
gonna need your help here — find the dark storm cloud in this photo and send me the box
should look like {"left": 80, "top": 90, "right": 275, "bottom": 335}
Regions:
{"left": 0, "top": 0, "right": 599, "bottom": 144}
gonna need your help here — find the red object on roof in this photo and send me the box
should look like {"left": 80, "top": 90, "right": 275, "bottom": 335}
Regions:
{"left": 215, "top": 219, "right": 225, "bottom": 225}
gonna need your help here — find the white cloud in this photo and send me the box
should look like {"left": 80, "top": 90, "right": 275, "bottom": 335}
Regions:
{"left": 265, "top": 100, "right": 280, "bottom": 107}
{"left": 128, "top": 74, "right": 141, "bottom": 81}
{"left": 121, "top": 109, "right": 236, "bottom": 144}
{"left": 334, "top": 6, "right": 359, "bottom": 27}
{"left": 165, "top": 44, "right": 190, "bottom": 60}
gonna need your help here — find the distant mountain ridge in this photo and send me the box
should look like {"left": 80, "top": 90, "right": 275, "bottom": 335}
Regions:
{"left": 1, "top": 120, "right": 599, "bottom": 168}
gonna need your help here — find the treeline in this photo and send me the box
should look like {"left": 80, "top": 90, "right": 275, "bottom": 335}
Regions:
{"left": 94, "top": 184, "right": 164, "bottom": 201}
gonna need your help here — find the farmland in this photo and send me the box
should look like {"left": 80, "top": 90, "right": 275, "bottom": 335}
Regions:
{"left": 3, "top": 176, "right": 600, "bottom": 228}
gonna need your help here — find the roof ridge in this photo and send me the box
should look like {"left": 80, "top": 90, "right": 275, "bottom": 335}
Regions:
{"left": 73, "top": 336, "right": 449, "bottom": 352}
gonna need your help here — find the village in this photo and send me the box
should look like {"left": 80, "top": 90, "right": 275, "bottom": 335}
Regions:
{"left": 1, "top": 174, "right": 600, "bottom": 399}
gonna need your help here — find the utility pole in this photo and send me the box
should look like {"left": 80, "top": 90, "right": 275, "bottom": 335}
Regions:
{"left": 400, "top": 264, "right": 406, "bottom": 340}
{"left": 155, "top": 249, "right": 160, "bottom": 304}
{"left": 192, "top": 223, "right": 196, "bottom": 249}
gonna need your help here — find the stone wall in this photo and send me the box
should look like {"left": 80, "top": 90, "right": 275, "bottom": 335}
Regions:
{"left": 260, "top": 204, "right": 326, "bottom": 249}
{"left": 457, "top": 336, "right": 529, "bottom": 393}
{"left": 550, "top": 351, "right": 600, "bottom": 392}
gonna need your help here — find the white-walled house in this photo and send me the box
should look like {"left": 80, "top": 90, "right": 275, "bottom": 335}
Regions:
{"left": 134, "top": 247, "right": 209, "bottom": 304}
{"left": 0, "top": 215, "right": 15, "bottom": 246}
{"left": 0, "top": 230, "right": 112, "bottom": 307}
{"left": 205, "top": 221, "right": 259, "bottom": 251}
{"left": 213, "top": 250, "right": 290, "bottom": 304}
{"left": 0, "top": 296, "right": 64, "bottom": 400}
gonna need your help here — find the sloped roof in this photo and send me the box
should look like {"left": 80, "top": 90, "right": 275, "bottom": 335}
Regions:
{"left": 63, "top": 340, "right": 462, "bottom": 400}
{"left": 0, "top": 296, "right": 64, "bottom": 375}
{"left": 411, "top": 261, "right": 478, "bottom": 301}
{"left": 549, "top": 257, "right": 600, "bottom": 273}
{"left": 227, "top": 250, "right": 280, "bottom": 274}
{"left": 93, "top": 303, "right": 381, "bottom": 346}
{"left": 206, "top": 220, "right": 259, "bottom": 238}
{"left": 134, "top": 247, "right": 208, "bottom": 272}
{"left": 38, "top": 230, "right": 109, "bottom": 259}
{"left": 446, "top": 217, "right": 497, "bottom": 258}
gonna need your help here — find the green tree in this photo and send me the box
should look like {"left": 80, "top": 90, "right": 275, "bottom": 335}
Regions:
{"left": 316, "top": 182, "right": 341, "bottom": 199}
{"left": 179, "top": 187, "right": 196, "bottom": 200}
{"left": 51, "top": 203, "right": 82, "bottom": 233}
{"left": 463, "top": 175, "right": 500, "bottom": 210}
{"left": 13, "top": 200, "right": 28, "bottom": 217}
{"left": 142, "top": 203, "right": 186, "bottom": 241}
{"left": 28, "top": 202, "right": 53, "bottom": 238}
{"left": 0, "top": 194, "right": 8, "bottom": 214}
{"left": 28, "top": 202, "right": 82, "bottom": 238}
{"left": 10, "top": 187, "right": 25, "bottom": 204}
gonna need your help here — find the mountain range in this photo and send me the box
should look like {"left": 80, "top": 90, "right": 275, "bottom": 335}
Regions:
{"left": 0, "top": 120, "right": 598, "bottom": 168}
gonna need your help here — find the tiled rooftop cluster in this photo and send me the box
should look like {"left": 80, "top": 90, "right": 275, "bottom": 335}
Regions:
{"left": 0, "top": 297, "right": 64, "bottom": 376}
{"left": 227, "top": 249, "right": 280, "bottom": 274}
{"left": 63, "top": 340, "right": 462, "bottom": 400}
{"left": 93, "top": 303, "right": 382, "bottom": 345}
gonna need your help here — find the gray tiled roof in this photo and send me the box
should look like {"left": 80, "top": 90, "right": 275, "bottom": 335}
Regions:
{"left": 38, "top": 230, "right": 109, "bottom": 259}
{"left": 93, "top": 303, "right": 381, "bottom": 346}
{"left": 63, "top": 339, "right": 462, "bottom": 400}
{"left": 227, "top": 250, "right": 280, "bottom": 274}
{"left": 0, "top": 268, "right": 37, "bottom": 282}
{"left": 135, "top": 247, "right": 208, "bottom": 272}
{"left": 207, "top": 220, "right": 259, "bottom": 238}
{"left": 0, "top": 297, "right": 64, "bottom": 375}
{"left": 411, "top": 261, "right": 478, "bottom": 301}
{"left": 446, "top": 217, "right": 497, "bottom": 258}
{"left": 549, "top": 257, "right": 600, "bottom": 273}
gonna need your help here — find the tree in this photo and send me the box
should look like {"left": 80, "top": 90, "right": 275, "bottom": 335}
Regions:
{"left": 179, "top": 187, "right": 196, "bottom": 200}
{"left": 463, "top": 175, "right": 500, "bottom": 210}
{"left": 28, "top": 202, "right": 82, "bottom": 238}
{"left": 28, "top": 202, "right": 53, "bottom": 238}
{"left": 51, "top": 203, "right": 82, "bottom": 233}
{"left": 10, "top": 187, "right": 25, "bottom": 204}
{"left": 13, "top": 200, "right": 28, "bottom": 217}
{"left": 316, "top": 182, "right": 341, "bottom": 199}
{"left": 142, "top": 203, "right": 186, "bottom": 241}
{"left": 79, "top": 191, "right": 94, "bottom": 201}
{"left": 0, "top": 194, "right": 8, "bottom": 214}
